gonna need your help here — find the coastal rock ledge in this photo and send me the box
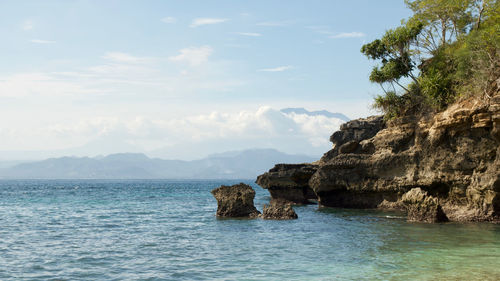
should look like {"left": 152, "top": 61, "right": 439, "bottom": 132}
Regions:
{"left": 257, "top": 92, "right": 500, "bottom": 223}
{"left": 256, "top": 164, "right": 318, "bottom": 204}
{"left": 211, "top": 183, "right": 261, "bottom": 218}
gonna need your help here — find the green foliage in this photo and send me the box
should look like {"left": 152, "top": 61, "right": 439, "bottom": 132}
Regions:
{"left": 453, "top": 0, "right": 500, "bottom": 94}
{"left": 361, "top": 21, "right": 423, "bottom": 87}
{"left": 418, "top": 46, "right": 457, "bottom": 108}
{"left": 373, "top": 83, "right": 427, "bottom": 119}
{"left": 373, "top": 92, "right": 406, "bottom": 120}
{"left": 419, "top": 69, "right": 454, "bottom": 108}
{"left": 363, "top": 0, "right": 499, "bottom": 119}
{"left": 405, "top": 0, "right": 474, "bottom": 50}
{"left": 369, "top": 54, "right": 414, "bottom": 83}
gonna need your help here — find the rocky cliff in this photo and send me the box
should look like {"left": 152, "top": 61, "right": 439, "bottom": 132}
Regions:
{"left": 257, "top": 90, "right": 500, "bottom": 222}
{"left": 256, "top": 164, "right": 318, "bottom": 204}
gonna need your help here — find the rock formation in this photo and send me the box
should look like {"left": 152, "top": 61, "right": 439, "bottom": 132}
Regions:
{"left": 402, "top": 188, "right": 448, "bottom": 223}
{"left": 257, "top": 90, "right": 500, "bottom": 222}
{"left": 262, "top": 200, "right": 298, "bottom": 220}
{"left": 255, "top": 164, "right": 318, "bottom": 204}
{"left": 211, "top": 183, "right": 261, "bottom": 218}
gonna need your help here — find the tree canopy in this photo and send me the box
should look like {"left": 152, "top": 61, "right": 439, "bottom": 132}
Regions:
{"left": 361, "top": 0, "right": 499, "bottom": 118}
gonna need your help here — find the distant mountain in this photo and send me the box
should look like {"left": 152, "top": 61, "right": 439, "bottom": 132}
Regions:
{"left": 280, "top": 107, "right": 350, "bottom": 121}
{"left": 0, "top": 149, "right": 316, "bottom": 179}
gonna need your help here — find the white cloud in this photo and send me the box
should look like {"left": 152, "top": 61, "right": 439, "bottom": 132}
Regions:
{"left": 102, "top": 52, "right": 153, "bottom": 64}
{"left": 22, "top": 20, "right": 33, "bottom": 30}
{"left": 160, "top": 17, "right": 176, "bottom": 23}
{"left": 329, "top": 32, "right": 365, "bottom": 39}
{"left": 169, "top": 46, "right": 213, "bottom": 66}
{"left": 190, "top": 18, "right": 228, "bottom": 28}
{"left": 30, "top": 39, "right": 56, "bottom": 44}
{"left": 258, "top": 65, "right": 293, "bottom": 72}
{"left": 1, "top": 106, "right": 343, "bottom": 158}
{"left": 234, "top": 32, "right": 262, "bottom": 37}
{"left": 0, "top": 49, "right": 242, "bottom": 102}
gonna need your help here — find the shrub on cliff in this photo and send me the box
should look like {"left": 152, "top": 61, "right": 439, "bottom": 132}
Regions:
{"left": 363, "top": 0, "right": 499, "bottom": 118}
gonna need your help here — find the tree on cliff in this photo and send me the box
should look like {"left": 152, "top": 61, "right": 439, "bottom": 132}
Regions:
{"left": 362, "top": 0, "right": 499, "bottom": 118}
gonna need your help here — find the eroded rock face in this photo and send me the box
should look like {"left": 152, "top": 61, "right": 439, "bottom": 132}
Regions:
{"left": 262, "top": 200, "right": 298, "bottom": 220}
{"left": 309, "top": 92, "right": 500, "bottom": 222}
{"left": 402, "top": 188, "right": 448, "bottom": 223}
{"left": 257, "top": 90, "right": 500, "bottom": 222}
{"left": 256, "top": 164, "right": 318, "bottom": 204}
{"left": 319, "top": 116, "right": 385, "bottom": 163}
{"left": 211, "top": 183, "right": 261, "bottom": 218}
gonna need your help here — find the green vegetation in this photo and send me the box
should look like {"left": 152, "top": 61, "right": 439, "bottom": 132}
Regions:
{"left": 362, "top": 0, "right": 499, "bottom": 118}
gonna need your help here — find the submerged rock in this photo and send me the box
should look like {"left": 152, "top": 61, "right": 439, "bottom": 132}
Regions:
{"left": 256, "top": 164, "right": 318, "bottom": 204}
{"left": 262, "top": 200, "right": 298, "bottom": 220}
{"left": 211, "top": 183, "right": 261, "bottom": 218}
{"left": 402, "top": 188, "right": 448, "bottom": 223}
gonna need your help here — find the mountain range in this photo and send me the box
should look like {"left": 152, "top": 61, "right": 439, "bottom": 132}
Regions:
{"left": 0, "top": 149, "right": 317, "bottom": 179}
{"left": 280, "top": 107, "right": 350, "bottom": 121}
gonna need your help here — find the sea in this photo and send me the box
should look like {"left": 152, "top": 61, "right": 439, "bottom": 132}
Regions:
{"left": 0, "top": 179, "right": 499, "bottom": 280}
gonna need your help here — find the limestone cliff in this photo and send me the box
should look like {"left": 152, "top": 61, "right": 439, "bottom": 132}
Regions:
{"left": 257, "top": 89, "right": 500, "bottom": 222}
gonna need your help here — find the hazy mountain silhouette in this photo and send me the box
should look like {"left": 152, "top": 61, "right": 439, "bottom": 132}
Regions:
{"left": 0, "top": 149, "right": 316, "bottom": 179}
{"left": 280, "top": 107, "right": 350, "bottom": 121}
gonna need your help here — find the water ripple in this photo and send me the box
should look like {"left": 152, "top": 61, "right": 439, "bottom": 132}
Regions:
{"left": 0, "top": 179, "right": 499, "bottom": 280}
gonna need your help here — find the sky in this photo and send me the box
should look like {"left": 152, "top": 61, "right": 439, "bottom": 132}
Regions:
{"left": 0, "top": 0, "right": 412, "bottom": 160}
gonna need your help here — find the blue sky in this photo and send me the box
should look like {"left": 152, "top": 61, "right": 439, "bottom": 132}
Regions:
{"left": 0, "top": 0, "right": 412, "bottom": 159}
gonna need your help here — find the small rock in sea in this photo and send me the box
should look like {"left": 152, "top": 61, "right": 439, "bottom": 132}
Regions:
{"left": 262, "top": 200, "right": 298, "bottom": 220}
{"left": 402, "top": 188, "right": 448, "bottom": 223}
{"left": 211, "top": 183, "right": 261, "bottom": 218}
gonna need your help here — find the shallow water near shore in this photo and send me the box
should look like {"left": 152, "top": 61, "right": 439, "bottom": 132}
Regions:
{"left": 0, "top": 179, "right": 499, "bottom": 280}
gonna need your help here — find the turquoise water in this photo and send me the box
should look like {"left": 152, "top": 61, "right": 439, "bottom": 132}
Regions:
{"left": 0, "top": 180, "right": 499, "bottom": 280}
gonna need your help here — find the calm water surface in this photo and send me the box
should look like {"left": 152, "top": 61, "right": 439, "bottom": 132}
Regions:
{"left": 0, "top": 180, "right": 499, "bottom": 280}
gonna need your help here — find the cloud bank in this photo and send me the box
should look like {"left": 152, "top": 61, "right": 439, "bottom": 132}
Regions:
{"left": 0, "top": 107, "right": 344, "bottom": 160}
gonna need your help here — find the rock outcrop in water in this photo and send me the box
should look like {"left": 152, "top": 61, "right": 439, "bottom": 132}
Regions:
{"left": 402, "top": 188, "right": 448, "bottom": 223}
{"left": 262, "top": 200, "right": 298, "bottom": 220}
{"left": 211, "top": 183, "right": 261, "bottom": 218}
{"left": 255, "top": 164, "right": 318, "bottom": 204}
{"left": 257, "top": 90, "right": 500, "bottom": 223}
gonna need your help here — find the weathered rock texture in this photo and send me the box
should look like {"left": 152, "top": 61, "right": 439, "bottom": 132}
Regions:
{"left": 211, "top": 183, "right": 261, "bottom": 218}
{"left": 402, "top": 188, "right": 448, "bottom": 223}
{"left": 256, "top": 164, "right": 318, "bottom": 204}
{"left": 257, "top": 89, "right": 500, "bottom": 222}
{"left": 262, "top": 200, "right": 298, "bottom": 220}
